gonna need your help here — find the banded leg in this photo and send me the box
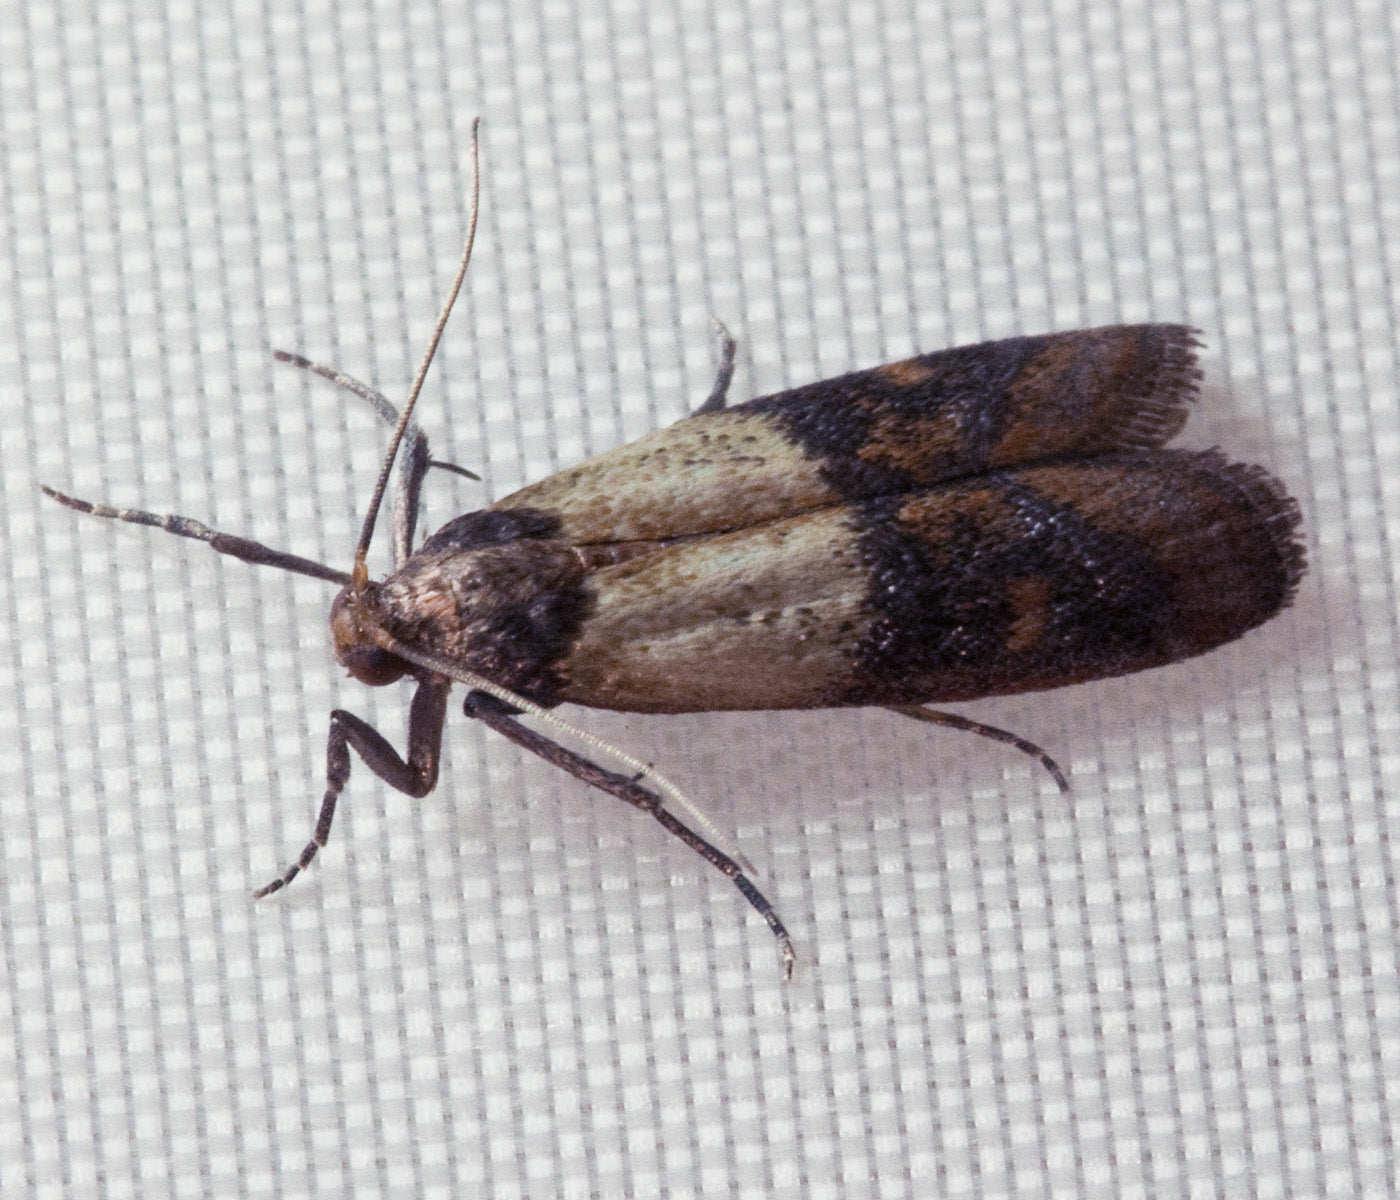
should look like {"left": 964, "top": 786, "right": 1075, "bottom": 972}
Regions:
{"left": 887, "top": 704, "right": 1070, "bottom": 794}
{"left": 41, "top": 486, "right": 349, "bottom": 585}
{"left": 464, "top": 691, "right": 796, "bottom": 978}
{"left": 273, "top": 349, "right": 478, "bottom": 564}
{"left": 256, "top": 676, "right": 451, "bottom": 897}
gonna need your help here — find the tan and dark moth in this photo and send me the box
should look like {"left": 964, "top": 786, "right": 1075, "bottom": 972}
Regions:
{"left": 44, "top": 129, "right": 1304, "bottom": 975}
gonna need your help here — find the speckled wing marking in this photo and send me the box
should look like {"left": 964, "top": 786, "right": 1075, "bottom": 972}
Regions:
{"left": 841, "top": 450, "right": 1304, "bottom": 705}
{"left": 557, "top": 504, "right": 869, "bottom": 712}
{"left": 495, "top": 324, "right": 1202, "bottom": 544}
{"left": 555, "top": 450, "right": 1303, "bottom": 715}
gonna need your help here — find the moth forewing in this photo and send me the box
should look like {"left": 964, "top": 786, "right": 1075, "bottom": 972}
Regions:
{"left": 494, "top": 324, "right": 1203, "bottom": 544}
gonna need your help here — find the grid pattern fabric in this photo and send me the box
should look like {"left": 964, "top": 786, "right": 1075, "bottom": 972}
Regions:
{"left": 2, "top": 1, "right": 1395, "bottom": 1196}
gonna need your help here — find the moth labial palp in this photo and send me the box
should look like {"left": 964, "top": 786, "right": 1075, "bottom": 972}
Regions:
{"left": 42, "top": 123, "right": 1306, "bottom": 979}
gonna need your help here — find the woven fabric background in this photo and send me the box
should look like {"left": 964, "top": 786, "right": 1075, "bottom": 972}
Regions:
{"left": 3, "top": 1, "right": 1394, "bottom": 1196}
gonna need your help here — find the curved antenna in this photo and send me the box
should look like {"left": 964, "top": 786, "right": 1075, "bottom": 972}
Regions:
{"left": 351, "top": 117, "right": 482, "bottom": 588}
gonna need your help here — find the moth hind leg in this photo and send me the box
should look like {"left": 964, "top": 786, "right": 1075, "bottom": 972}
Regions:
{"left": 255, "top": 677, "right": 450, "bottom": 897}
{"left": 887, "top": 704, "right": 1071, "bottom": 795}
{"left": 693, "top": 317, "right": 738, "bottom": 415}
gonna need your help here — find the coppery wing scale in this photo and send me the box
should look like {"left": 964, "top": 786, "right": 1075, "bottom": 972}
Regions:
{"left": 492, "top": 324, "right": 1202, "bottom": 544}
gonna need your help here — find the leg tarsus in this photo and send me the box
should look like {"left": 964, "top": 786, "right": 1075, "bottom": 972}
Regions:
{"left": 887, "top": 704, "right": 1070, "bottom": 794}
{"left": 253, "top": 723, "right": 352, "bottom": 897}
{"left": 693, "top": 317, "right": 737, "bottom": 415}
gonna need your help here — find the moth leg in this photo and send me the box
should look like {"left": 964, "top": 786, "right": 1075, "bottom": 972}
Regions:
{"left": 255, "top": 676, "right": 451, "bottom": 897}
{"left": 887, "top": 704, "right": 1070, "bottom": 795}
{"left": 272, "top": 349, "right": 477, "bottom": 480}
{"left": 40, "top": 486, "right": 349, "bottom": 585}
{"left": 693, "top": 317, "right": 738, "bottom": 415}
{"left": 273, "top": 349, "right": 478, "bottom": 564}
{"left": 464, "top": 691, "right": 796, "bottom": 978}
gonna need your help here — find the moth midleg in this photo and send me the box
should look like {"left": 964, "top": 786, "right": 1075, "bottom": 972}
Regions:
{"left": 463, "top": 691, "right": 796, "bottom": 978}
{"left": 256, "top": 677, "right": 451, "bottom": 897}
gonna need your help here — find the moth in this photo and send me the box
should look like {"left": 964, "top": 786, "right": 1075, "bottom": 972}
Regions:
{"left": 45, "top": 130, "right": 1305, "bottom": 975}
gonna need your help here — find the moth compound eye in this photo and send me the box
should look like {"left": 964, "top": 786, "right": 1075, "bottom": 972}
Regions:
{"left": 339, "top": 644, "right": 409, "bottom": 687}
{"left": 330, "top": 586, "right": 408, "bottom": 685}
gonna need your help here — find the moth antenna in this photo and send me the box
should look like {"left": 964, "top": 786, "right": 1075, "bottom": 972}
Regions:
{"left": 382, "top": 637, "right": 757, "bottom": 875}
{"left": 352, "top": 116, "right": 482, "bottom": 587}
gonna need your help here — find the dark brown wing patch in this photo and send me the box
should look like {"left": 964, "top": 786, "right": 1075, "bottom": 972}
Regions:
{"left": 842, "top": 450, "right": 1304, "bottom": 705}
{"left": 749, "top": 324, "right": 1202, "bottom": 499}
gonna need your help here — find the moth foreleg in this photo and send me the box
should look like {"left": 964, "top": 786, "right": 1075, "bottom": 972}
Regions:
{"left": 272, "top": 349, "right": 477, "bottom": 483}
{"left": 463, "top": 691, "right": 796, "bottom": 978}
{"left": 693, "top": 317, "right": 738, "bottom": 415}
{"left": 41, "top": 485, "right": 349, "bottom": 585}
{"left": 272, "top": 349, "right": 477, "bottom": 564}
{"left": 255, "top": 677, "right": 450, "bottom": 897}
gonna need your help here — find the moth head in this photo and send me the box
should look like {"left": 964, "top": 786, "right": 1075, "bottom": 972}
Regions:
{"left": 330, "top": 584, "right": 410, "bottom": 686}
